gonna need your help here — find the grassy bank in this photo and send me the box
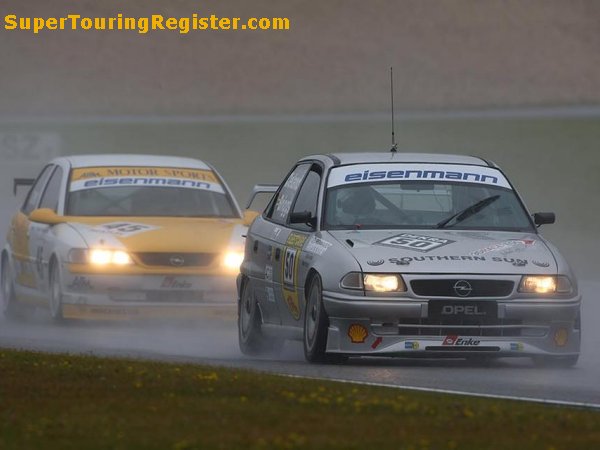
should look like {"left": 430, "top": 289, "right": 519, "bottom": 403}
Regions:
{"left": 0, "top": 349, "right": 598, "bottom": 449}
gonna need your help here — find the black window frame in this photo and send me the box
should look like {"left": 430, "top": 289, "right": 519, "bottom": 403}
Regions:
{"left": 21, "top": 164, "right": 54, "bottom": 215}
{"left": 287, "top": 164, "right": 323, "bottom": 231}
{"left": 38, "top": 165, "right": 64, "bottom": 213}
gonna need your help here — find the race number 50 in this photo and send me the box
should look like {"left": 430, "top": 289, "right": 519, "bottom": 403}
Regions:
{"left": 283, "top": 248, "right": 297, "bottom": 285}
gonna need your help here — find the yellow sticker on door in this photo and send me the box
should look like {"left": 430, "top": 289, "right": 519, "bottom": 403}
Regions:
{"left": 281, "top": 232, "right": 307, "bottom": 320}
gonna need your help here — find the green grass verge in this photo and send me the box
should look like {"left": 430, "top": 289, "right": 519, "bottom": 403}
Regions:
{"left": 0, "top": 349, "right": 598, "bottom": 449}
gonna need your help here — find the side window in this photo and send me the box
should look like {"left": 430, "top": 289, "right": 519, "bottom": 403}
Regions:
{"left": 39, "top": 166, "right": 64, "bottom": 213}
{"left": 22, "top": 165, "right": 54, "bottom": 215}
{"left": 290, "top": 168, "right": 322, "bottom": 230}
{"left": 266, "top": 164, "right": 310, "bottom": 224}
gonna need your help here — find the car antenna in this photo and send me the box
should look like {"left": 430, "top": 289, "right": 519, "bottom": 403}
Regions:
{"left": 389, "top": 66, "right": 398, "bottom": 153}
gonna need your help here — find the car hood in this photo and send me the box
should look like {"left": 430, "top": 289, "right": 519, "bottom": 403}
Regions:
{"left": 327, "top": 229, "right": 557, "bottom": 274}
{"left": 65, "top": 217, "right": 246, "bottom": 253}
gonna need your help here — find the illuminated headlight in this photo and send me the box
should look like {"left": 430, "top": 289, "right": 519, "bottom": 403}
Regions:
{"left": 341, "top": 272, "right": 406, "bottom": 293}
{"left": 223, "top": 251, "right": 244, "bottom": 270}
{"left": 69, "top": 249, "right": 133, "bottom": 266}
{"left": 364, "top": 274, "right": 406, "bottom": 292}
{"left": 518, "top": 275, "right": 572, "bottom": 294}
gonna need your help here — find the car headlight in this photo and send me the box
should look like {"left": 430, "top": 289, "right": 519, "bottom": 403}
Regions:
{"left": 340, "top": 272, "right": 406, "bottom": 293}
{"left": 364, "top": 274, "right": 406, "bottom": 292}
{"left": 518, "top": 275, "right": 572, "bottom": 294}
{"left": 223, "top": 251, "right": 244, "bottom": 270}
{"left": 68, "top": 248, "right": 133, "bottom": 266}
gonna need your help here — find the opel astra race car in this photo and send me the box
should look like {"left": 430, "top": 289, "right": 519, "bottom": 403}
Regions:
{"left": 1, "top": 154, "right": 255, "bottom": 321}
{"left": 238, "top": 152, "right": 580, "bottom": 367}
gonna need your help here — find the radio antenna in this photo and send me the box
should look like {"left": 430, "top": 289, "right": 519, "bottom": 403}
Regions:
{"left": 390, "top": 66, "right": 398, "bottom": 153}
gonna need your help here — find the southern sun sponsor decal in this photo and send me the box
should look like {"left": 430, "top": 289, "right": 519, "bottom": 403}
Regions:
{"left": 376, "top": 233, "right": 455, "bottom": 253}
{"left": 388, "top": 255, "right": 529, "bottom": 266}
{"left": 92, "top": 222, "right": 160, "bottom": 237}
{"left": 442, "top": 335, "right": 481, "bottom": 346}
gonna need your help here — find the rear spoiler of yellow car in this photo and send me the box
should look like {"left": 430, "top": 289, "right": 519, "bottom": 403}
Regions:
{"left": 13, "top": 178, "right": 35, "bottom": 195}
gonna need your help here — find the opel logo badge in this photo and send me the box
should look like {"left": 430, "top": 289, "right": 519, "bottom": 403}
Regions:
{"left": 453, "top": 280, "right": 473, "bottom": 297}
{"left": 169, "top": 255, "right": 185, "bottom": 267}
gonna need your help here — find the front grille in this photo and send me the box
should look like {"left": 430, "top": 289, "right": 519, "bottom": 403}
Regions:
{"left": 411, "top": 279, "right": 514, "bottom": 297}
{"left": 109, "top": 290, "right": 205, "bottom": 303}
{"left": 135, "top": 252, "right": 216, "bottom": 267}
{"left": 373, "top": 318, "right": 530, "bottom": 337}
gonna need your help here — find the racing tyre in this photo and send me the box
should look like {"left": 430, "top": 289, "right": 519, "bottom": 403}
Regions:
{"left": 1, "top": 256, "right": 24, "bottom": 320}
{"left": 238, "top": 279, "right": 281, "bottom": 356}
{"left": 303, "top": 274, "right": 347, "bottom": 364}
{"left": 49, "top": 263, "right": 64, "bottom": 322}
{"left": 532, "top": 354, "right": 579, "bottom": 368}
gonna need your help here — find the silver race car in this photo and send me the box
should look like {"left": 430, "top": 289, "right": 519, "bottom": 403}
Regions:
{"left": 238, "top": 152, "right": 580, "bottom": 366}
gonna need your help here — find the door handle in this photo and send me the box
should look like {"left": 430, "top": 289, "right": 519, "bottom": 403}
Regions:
{"left": 275, "top": 248, "right": 281, "bottom": 261}
{"left": 253, "top": 240, "right": 259, "bottom": 253}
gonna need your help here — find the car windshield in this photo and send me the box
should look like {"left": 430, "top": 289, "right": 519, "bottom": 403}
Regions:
{"left": 324, "top": 163, "right": 534, "bottom": 231}
{"left": 66, "top": 166, "right": 237, "bottom": 218}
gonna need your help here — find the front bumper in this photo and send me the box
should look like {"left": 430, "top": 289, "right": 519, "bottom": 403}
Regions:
{"left": 323, "top": 290, "right": 581, "bottom": 357}
{"left": 61, "top": 270, "right": 237, "bottom": 320}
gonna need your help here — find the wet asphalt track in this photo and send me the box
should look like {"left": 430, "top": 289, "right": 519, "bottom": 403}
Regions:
{"left": 1, "top": 281, "right": 599, "bottom": 408}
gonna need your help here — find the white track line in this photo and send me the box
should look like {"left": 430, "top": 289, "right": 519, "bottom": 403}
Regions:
{"left": 279, "top": 373, "right": 600, "bottom": 411}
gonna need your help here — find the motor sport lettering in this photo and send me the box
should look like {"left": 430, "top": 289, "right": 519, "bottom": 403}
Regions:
{"left": 92, "top": 222, "right": 160, "bottom": 237}
{"left": 69, "top": 167, "right": 224, "bottom": 193}
{"left": 442, "top": 335, "right": 481, "bottom": 346}
{"left": 376, "top": 233, "right": 454, "bottom": 252}
{"left": 281, "top": 232, "right": 308, "bottom": 320}
{"left": 327, "top": 163, "right": 512, "bottom": 189}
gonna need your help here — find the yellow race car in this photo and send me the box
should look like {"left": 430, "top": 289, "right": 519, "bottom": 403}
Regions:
{"left": 1, "top": 154, "right": 256, "bottom": 321}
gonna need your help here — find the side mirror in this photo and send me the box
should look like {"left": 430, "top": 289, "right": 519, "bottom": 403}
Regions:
{"left": 29, "top": 208, "right": 66, "bottom": 225}
{"left": 242, "top": 210, "right": 259, "bottom": 226}
{"left": 289, "top": 211, "right": 316, "bottom": 228}
{"left": 533, "top": 212, "right": 555, "bottom": 226}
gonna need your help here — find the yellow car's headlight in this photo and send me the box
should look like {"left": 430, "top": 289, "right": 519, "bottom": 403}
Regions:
{"left": 223, "top": 251, "right": 244, "bottom": 270}
{"left": 69, "top": 248, "right": 133, "bottom": 266}
{"left": 518, "top": 275, "right": 572, "bottom": 294}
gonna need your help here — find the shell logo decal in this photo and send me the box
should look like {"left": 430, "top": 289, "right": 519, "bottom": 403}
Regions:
{"left": 348, "top": 323, "right": 368, "bottom": 343}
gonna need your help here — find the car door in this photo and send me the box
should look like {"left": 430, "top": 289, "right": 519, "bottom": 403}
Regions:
{"left": 9, "top": 164, "right": 54, "bottom": 296}
{"left": 272, "top": 164, "right": 323, "bottom": 327}
{"left": 248, "top": 164, "right": 311, "bottom": 326}
{"left": 29, "top": 165, "right": 64, "bottom": 294}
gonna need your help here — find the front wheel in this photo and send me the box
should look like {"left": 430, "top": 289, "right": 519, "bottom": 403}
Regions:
{"left": 303, "top": 274, "right": 346, "bottom": 364}
{"left": 49, "top": 263, "right": 64, "bottom": 322}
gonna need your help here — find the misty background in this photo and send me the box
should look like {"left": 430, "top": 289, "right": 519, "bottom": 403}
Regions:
{"left": 1, "top": 0, "right": 599, "bottom": 279}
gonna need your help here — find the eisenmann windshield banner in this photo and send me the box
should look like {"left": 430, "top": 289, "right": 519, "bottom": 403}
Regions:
{"left": 70, "top": 166, "right": 225, "bottom": 193}
{"left": 328, "top": 163, "right": 512, "bottom": 189}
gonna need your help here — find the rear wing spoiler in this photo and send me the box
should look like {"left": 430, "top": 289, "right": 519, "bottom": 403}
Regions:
{"left": 13, "top": 178, "right": 35, "bottom": 195}
{"left": 245, "top": 184, "right": 278, "bottom": 209}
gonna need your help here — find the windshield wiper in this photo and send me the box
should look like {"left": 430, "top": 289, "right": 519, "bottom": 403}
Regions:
{"left": 436, "top": 195, "right": 500, "bottom": 229}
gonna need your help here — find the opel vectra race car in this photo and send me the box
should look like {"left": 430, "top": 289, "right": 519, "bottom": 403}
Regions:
{"left": 238, "top": 153, "right": 581, "bottom": 366}
{"left": 1, "top": 155, "right": 255, "bottom": 321}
